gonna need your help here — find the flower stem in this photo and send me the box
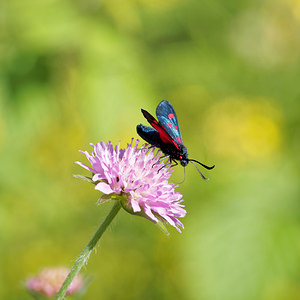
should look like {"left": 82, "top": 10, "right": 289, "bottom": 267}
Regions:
{"left": 55, "top": 200, "right": 122, "bottom": 300}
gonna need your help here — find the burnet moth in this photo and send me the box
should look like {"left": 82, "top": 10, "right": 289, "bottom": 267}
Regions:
{"left": 136, "top": 100, "right": 215, "bottom": 180}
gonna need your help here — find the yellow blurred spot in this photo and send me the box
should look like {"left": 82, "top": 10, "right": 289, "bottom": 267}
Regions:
{"left": 202, "top": 97, "right": 282, "bottom": 163}
{"left": 285, "top": 0, "right": 300, "bottom": 21}
{"left": 240, "top": 113, "right": 280, "bottom": 157}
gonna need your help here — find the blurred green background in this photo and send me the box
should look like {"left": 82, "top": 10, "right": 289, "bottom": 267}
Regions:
{"left": 1, "top": 0, "right": 300, "bottom": 299}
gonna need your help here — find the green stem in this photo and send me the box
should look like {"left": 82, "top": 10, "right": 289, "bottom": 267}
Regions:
{"left": 55, "top": 201, "right": 122, "bottom": 300}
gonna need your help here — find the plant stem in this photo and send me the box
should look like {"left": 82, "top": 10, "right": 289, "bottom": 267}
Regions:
{"left": 55, "top": 200, "right": 122, "bottom": 300}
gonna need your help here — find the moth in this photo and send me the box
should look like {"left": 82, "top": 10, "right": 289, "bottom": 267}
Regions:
{"left": 137, "top": 100, "right": 214, "bottom": 180}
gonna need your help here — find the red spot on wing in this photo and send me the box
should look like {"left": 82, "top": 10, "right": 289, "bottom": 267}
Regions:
{"left": 176, "top": 137, "right": 182, "bottom": 143}
{"left": 175, "top": 125, "right": 178, "bottom": 129}
{"left": 167, "top": 122, "right": 172, "bottom": 127}
{"left": 168, "top": 113, "right": 174, "bottom": 119}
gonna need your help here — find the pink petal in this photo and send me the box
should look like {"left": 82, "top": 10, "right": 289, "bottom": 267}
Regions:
{"left": 131, "top": 199, "right": 141, "bottom": 212}
{"left": 92, "top": 174, "right": 106, "bottom": 181}
{"left": 144, "top": 206, "right": 158, "bottom": 223}
{"left": 75, "top": 161, "right": 95, "bottom": 173}
{"left": 95, "top": 182, "right": 114, "bottom": 194}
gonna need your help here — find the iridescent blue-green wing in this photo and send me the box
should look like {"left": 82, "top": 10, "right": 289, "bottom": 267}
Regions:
{"left": 156, "top": 100, "right": 184, "bottom": 146}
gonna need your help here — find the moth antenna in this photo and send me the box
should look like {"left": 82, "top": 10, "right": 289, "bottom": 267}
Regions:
{"left": 190, "top": 161, "right": 209, "bottom": 181}
{"left": 189, "top": 159, "right": 215, "bottom": 170}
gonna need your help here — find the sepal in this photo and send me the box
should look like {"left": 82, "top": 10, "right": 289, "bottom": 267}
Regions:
{"left": 73, "top": 174, "right": 95, "bottom": 184}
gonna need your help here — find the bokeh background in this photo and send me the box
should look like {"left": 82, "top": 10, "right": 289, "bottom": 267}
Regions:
{"left": 1, "top": 0, "right": 300, "bottom": 299}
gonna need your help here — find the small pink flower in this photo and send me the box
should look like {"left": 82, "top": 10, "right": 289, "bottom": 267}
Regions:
{"left": 76, "top": 139, "right": 186, "bottom": 232}
{"left": 26, "top": 267, "right": 83, "bottom": 298}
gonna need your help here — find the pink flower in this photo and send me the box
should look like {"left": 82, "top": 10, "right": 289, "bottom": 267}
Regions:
{"left": 76, "top": 139, "right": 186, "bottom": 232}
{"left": 26, "top": 267, "right": 83, "bottom": 298}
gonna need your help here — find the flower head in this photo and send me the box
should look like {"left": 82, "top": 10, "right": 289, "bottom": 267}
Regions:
{"left": 26, "top": 267, "right": 83, "bottom": 298}
{"left": 76, "top": 139, "right": 186, "bottom": 232}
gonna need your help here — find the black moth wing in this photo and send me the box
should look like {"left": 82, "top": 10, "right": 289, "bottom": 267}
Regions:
{"left": 136, "top": 124, "right": 162, "bottom": 148}
{"left": 156, "top": 100, "right": 184, "bottom": 145}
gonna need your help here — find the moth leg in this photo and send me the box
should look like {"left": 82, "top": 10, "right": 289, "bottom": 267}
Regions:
{"left": 157, "top": 158, "right": 174, "bottom": 173}
{"left": 152, "top": 155, "right": 168, "bottom": 168}
{"left": 160, "top": 159, "right": 178, "bottom": 172}
{"left": 171, "top": 159, "right": 178, "bottom": 167}
{"left": 136, "top": 145, "right": 155, "bottom": 151}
